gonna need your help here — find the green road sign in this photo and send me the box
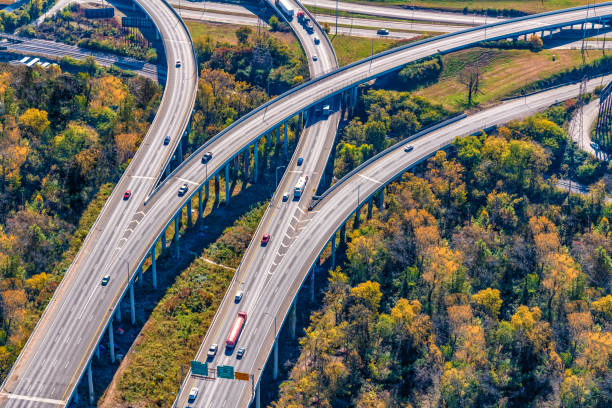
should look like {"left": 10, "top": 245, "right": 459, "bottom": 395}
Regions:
{"left": 217, "top": 365, "right": 235, "bottom": 379}
{"left": 191, "top": 361, "right": 208, "bottom": 376}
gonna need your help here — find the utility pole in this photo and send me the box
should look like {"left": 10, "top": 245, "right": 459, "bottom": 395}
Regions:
{"left": 335, "top": 0, "right": 338, "bottom": 36}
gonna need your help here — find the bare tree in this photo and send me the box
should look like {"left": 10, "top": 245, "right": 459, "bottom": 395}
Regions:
{"left": 459, "top": 62, "right": 482, "bottom": 106}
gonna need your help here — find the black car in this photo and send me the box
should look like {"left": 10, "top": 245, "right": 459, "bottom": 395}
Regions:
{"left": 178, "top": 183, "right": 189, "bottom": 196}
{"left": 164, "top": 135, "right": 171, "bottom": 145}
{"left": 201, "top": 151, "right": 213, "bottom": 164}
{"left": 404, "top": 145, "right": 414, "bottom": 153}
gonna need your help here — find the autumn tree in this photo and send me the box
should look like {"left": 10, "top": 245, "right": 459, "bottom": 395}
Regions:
{"left": 458, "top": 61, "right": 481, "bottom": 106}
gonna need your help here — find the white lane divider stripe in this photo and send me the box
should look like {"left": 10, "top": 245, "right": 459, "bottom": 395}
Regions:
{"left": 177, "top": 177, "right": 199, "bottom": 185}
{"left": 358, "top": 173, "right": 382, "bottom": 184}
{"left": 0, "top": 393, "right": 66, "bottom": 405}
{"left": 130, "top": 175, "right": 156, "bottom": 180}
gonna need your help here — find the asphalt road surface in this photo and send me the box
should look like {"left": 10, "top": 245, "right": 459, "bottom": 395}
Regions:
{"left": 0, "top": 0, "right": 197, "bottom": 406}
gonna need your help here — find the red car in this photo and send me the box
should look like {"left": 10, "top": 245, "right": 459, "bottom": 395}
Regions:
{"left": 261, "top": 233, "right": 270, "bottom": 245}
{"left": 123, "top": 190, "right": 131, "bottom": 200}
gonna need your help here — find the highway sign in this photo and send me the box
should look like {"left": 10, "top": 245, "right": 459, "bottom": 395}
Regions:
{"left": 122, "top": 17, "right": 153, "bottom": 29}
{"left": 234, "top": 371, "right": 250, "bottom": 381}
{"left": 190, "top": 361, "right": 208, "bottom": 376}
{"left": 217, "top": 365, "right": 235, "bottom": 379}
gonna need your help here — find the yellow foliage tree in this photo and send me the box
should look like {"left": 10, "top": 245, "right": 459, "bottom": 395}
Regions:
{"left": 471, "top": 288, "right": 503, "bottom": 320}
{"left": 350, "top": 281, "right": 382, "bottom": 311}
{"left": 18, "top": 108, "right": 50, "bottom": 135}
{"left": 91, "top": 75, "right": 128, "bottom": 108}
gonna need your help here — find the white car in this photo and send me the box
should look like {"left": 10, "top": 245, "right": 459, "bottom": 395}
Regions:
{"left": 188, "top": 387, "right": 199, "bottom": 402}
{"left": 207, "top": 343, "right": 218, "bottom": 358}
{"left": 176, "top": 59, "right": 181, "bottom": 67}
{"left": 235, "top": 290, "right": 244, "bottom": 302}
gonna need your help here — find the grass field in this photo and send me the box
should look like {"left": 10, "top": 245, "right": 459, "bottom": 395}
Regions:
{"left": 329, "top": 34, "right": 411, "bottom": 66}
{"left": 338, "top": 0, "right": 588, "bottom": 14}
{"left": 415, "top": 47, "right": 605, "bottom": 110}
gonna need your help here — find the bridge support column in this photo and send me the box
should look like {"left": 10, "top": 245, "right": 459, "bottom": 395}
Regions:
{"left": 284, "top": 122, "right": 288, "bottom": 157}
{"left": 162, "top": 230, "right": 167, "bottom": 252}
{"left": 243, "top": 149, "right": 249, "bottom": 180}
{"left": 273, "top": 339, "right": 279, "bottom": 380}
{"left": 267, "top": 131, "right": 272, "bottom": 148}
{"left": 276, "top": 127, "right": 280, "bottom": 148}
{"left": 130, "top": 283, "right": 136, "bottom": 325}
{"left": 187, "top": 199, "right": 192, "bottom": 227}
{"left": 340, "top": 223, "right": 346, "bottom": 243}
{"left": 205, "top": 181, "right": 210, "bottom": 204}
{"left": 355, "top": 207, "right": 361, "bottom": 228}
{"left": 367, "top": 198, "right": 373, "bottom": 219}
{"left": 174, "top": 215, "right": 180, "bottom": 259}
{"left": 109, "top": 318, "right": 115, "bottom": 363}
{"left": 331, "top": 235, "right": 336, "bottom": 270}
{"left": 95, "top": 341, "right": 100, "bottom": 359}
{"left": 215, "top": 173, "right": 220, "bottom": 202}
{"left": 256, "top": 381, "right": 261, "bottom": 408}
{"left": 198, "top": 188, "right": 203, "bottom": 223}
{"left": 152, "top": 245, "right": 157, "bottom": 289}
{"left": 115, "top": 301, "right": 122, "bottom": 323}
{"left": 225, "top": 164, "right": 230, "bottom": 206}
{"left": 310, "top": 266, "right": 315, "bottom": 302}
{"left": 379, "top": 189, "right": 385, "bottom": 213}
{"left": 291, "top": 299, "right": 296, "bottom": 339}
{"left": 87, "top": 361, "right": 94, "bottom": 404}
{"left": 254, "top": 140, "right": 259, "bottom": 182}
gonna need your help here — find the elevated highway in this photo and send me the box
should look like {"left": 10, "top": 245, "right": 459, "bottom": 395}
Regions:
{"left": 0, "top": 0, "right": 197, "bottom": 406}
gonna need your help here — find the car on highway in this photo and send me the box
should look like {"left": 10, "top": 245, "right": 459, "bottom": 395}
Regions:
{"left": 207, "top": 343, "right": 218, "bottom": 359}
{"left": 235, "top": 290, "right": 244, "bottom": 302}
{"left": 297, "top": 157, "right": 304, "bottom": 166}
{"left": 163, "top": 135, "right": 171, "bottom": 145}
{"left": 261, "top": 233, "right": 270, "bottom": 245}
{"left": 377, "top": 28, "right": 389, "bottom": 35}
{"left": 404, "top": 145, "right": 414, "bottom": 152}
{"left": 101, "top": 274, "right": 110, "bottom": 286}
{"left": 188, "top": 387, "right": 198, "bottom": 402}
{"left": 123, "top": 190, "right": 131, "bottom": 200}
{"left": 314, "top": 36, "right": 320, "bottom": 45}
{"left": 201, "top": 151, "right": 213, "bottom": 164}
{"left": 178, "top": 183, "right": 189, "bottom": 196}
{"left": 282, "top": 191, "right": 289, "bottom": 201}
{"left": 236, "top": 347, "right": 246, "bottom": 359}
{"left": 176, "top": 59, "right": 181, "bottom": 67}
{"left": 312, "top": 55, "right": 318, "bottom": 61}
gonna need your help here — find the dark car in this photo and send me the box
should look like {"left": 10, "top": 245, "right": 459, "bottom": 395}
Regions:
{"left": 123, "top": 190, "right": 131, "bottom": 200}
{"left": 101, "top": 274, "right": 110, "bottom": 286}
{"left": 261, "top": 233, "right": 270, "bottom": 245}
{"left": 404, "top": 145, "right": 414, "bottom": 153}
{"left": 236, "top": 347, "right": 246, "bottom": 359}
{"left": 377, "top": 28, "right": 389, "bottom": 35}
{"left": 201, "top": 151, "right": 213, "bottom": 164}
{"left": 178, "top": 183, "right": 189, "bottom": 197}
{"left": 164, "top": 135, "right": 171, "bottom": 145}
{"left": 297, "top": 157, "right": 304, "bottom": 166}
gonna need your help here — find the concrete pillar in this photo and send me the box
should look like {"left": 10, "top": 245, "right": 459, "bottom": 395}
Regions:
{"left": 284, "top": 122, "right": 288, "bottom": 157}
{"left": 215, "top": 173, "right": 220, "bottom": 201}
{"left": 291, "top": 300, "right": 296, "bottom": 339}
{"left": 276, "top": 127, "right": 280, "bottom": 147}
{"left": 109, "top": 318, "right": 115, "bottom": 363}
{"left": 267, "top": 132, "right": 272, "bottom": 148}
{"left": 243, "top": 149, "right": 249, "bottom": 180}
{"left": 367, "top": 198, "right": 373, "bottom": 219}
{"left": 310, "top": 266, "right": 315, "bottom": 302}
{"left": 273, "top": 340, "right": 278, "bottom": 380}
{"left": 129, "top": 283, "right": 135, "bottom": 325}
{"left": 205, "top": 181, "right": 210, "bottom": 203}
{"left": 256, "top": 381, "right": 260, "bottom": 408}
{"left": 87, "top": 361, "right": 94, "bottom": 404}
{"left": 187, "top": 199, "right": 192, "bottom": 227}
{"left": 115, "top": 301, "right": 122, "bottom": 323}
{"left": 340, "top": 223, "right": 346, "bottom": 243}
{"left": 161, "top": 230, "right": 167, "bottom": 252}
{"left": 331, "top": 235, "right": 336, "bottom": 270}
{"left": 174, "top": 215, "right": 180, "bottom": 259}
{"left": 225, "top": 164, "right": 230, "bottom": 206}
{"left": 379, "top": 189, "right": 384, "bottom": 213}
{"left": 198, "top": 188, "right": 203, "bottom": 222}
{"left": 95, "top": 342, "right": 100, "bottom": 359}
{"left": 254, "top": 140, "right": 259, "bottom": 182}
{"left": 151, "top": 245, "right": 157, "bottom": 289}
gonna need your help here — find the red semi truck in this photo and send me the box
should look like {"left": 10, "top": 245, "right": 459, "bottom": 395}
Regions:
{"left": 226, "top": 311, "right": 247, "bottom": 348}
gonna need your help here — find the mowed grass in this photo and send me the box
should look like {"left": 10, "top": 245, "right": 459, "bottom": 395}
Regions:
{"left": 415, "top": 47, "right": 605, "bottom": 110}
{"left": 338, "top": 0, "right": 587, "bottom": 14}
{"left": 330, "top": 34, "right": 411, "bottom": 66}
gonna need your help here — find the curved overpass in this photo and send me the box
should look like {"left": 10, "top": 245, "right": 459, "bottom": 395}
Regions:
{"left": 0, "top": 0, "right": 197, "bottom": 406}
{"left": 187, "top": 73, "right": 611, "bottom": 408}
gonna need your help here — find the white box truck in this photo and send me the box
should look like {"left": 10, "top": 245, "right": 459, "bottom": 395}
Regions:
{"left": 276, "top": 0, "right": 294, "bottom": 20}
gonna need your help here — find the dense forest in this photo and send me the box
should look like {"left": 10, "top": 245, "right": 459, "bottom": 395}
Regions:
{"left": 0, "top": 62, "right": 161, "bottom": 377}
{"left": 273, "top": 101, "right": 612, "bottom": 406}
